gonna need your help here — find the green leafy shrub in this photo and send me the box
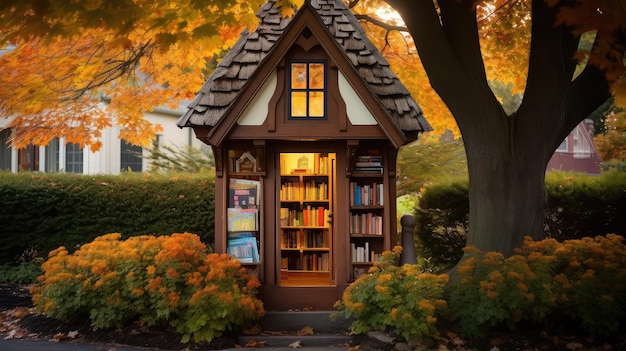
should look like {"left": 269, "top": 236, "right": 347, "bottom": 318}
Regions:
{"left": 144, "top": 143, "right": 215, "bottom": 173}
{"left": 0, "top": 245, "right": 44, "bottom": 284}
{"left": 31, "top": 233, "right": 263, "bottom": 342}
{"left": 0, "top": 171, "right": 215, "bottom": 264}
{"left": 0, "top": 261, "right": 43, "bottom": 284}
{"left": 333, "top": 246, "right": 449, "bottom": 340}
{"left": 451, "top": 235, "right": 626, "bottom": 337}
{"left": 416, "top": 172, "right": 626, "bottom": 265}
{"left": 414, "top": 181, "right": 469, "bottom": 266}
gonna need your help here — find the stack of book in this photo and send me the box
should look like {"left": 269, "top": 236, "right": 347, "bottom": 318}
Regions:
{"left": 354, "top": 155, "right": 383, "bottom": 173}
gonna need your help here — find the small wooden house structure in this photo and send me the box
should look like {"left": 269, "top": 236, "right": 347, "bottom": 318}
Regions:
{"left": 177, "top": 0, "right": 431, "bottom": 310}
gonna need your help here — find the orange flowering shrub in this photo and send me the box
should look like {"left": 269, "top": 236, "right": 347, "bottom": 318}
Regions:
{"left": 31, "top": 233, "right": 263, "bottom": 342}
{"left": 518, "top": 234, "right": 626, "bottom": 335}
{"left": 451, "top": 234, "right": 626, "bottom": 337}
{"left": 333, "top": 246, "right": 449, "bottom": 339}
{"left": 449, "top": 246, "right": 555, "bottom": 337}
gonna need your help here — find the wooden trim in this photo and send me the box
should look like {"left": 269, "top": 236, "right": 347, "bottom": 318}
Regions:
{"left": 346, "top": 140, "right": 359, "bottom": 175}
{"left": 206, "top": 5, "right": 408, "bottom": 147}
{"left": 213, "top": 146, "right": 224, "bottom": 177}
{"left": 253, "top": 140, "right": 266, "bottom": 175}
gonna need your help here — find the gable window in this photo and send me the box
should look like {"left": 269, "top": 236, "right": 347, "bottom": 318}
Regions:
{"left": 289, "top": 60, "right": 326, "bottom": 119}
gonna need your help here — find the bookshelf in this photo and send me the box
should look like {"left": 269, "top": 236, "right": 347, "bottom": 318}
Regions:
{"left": 279, "top": 153, "right": 334, "bottom": 286}
{"left": 227, "top": 148, "right": 262, "bottom": 269}
{"left": 349, "top": 151, "right": 385, "bottom": 279}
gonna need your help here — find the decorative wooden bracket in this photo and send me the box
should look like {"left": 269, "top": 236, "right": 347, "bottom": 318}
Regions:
{"left": 387, "top": 146, "right": 397, "bottom": 177}
{"left": 253, "top": 139, "right": 266, "bottom": 176}
{"left": 346, "top": 139, "right": 359, "bottom": 176}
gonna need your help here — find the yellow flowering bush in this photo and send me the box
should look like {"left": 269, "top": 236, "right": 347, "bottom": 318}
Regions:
{"left": 518, "top": 234, "right": 626, "bottom": 335}
{"left": 333, "top": 246, "right": 449, "bottom": 339}
{"left": 451, "top": 234, "right": 626, "bottom": 337}
{"left": 31, "top": 233, "right": 263, "bottom": 342}
{"left": 449, "top": 246, "right": 555, "bottom": 337}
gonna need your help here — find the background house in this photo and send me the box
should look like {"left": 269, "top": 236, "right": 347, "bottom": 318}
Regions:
{"left": 0, "top": 103, "right": 205, "bottom": 174}
{"left": 547, "top": 119, "right": 602, "bottom": 174}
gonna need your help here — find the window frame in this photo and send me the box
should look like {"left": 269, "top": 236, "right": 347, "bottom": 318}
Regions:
{"left": 120, "top": 139, "right": 143, "bottom": 172}
{"left": 287, "top": 59, "right": 328, "bottom": 120}
{"left": 65, "top": 142, "right": 84, "bottom": 173}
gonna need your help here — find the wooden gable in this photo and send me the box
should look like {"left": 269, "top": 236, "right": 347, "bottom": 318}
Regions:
{"left": 177, "top": 0, "right": 431, "bottom": 148}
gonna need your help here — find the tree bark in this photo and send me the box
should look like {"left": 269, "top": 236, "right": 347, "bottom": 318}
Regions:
{"left": 386, "top": 0, "right": 611, "bottom": 255}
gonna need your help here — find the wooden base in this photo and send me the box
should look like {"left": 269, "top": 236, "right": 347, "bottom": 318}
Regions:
{"left": 280, "top": 270, "right": 331, "bottom": 286}
{"left": 259, "top": 284, "right": 346, "bottom": 311}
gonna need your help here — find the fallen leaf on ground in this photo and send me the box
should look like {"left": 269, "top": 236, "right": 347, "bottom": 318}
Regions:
{"left": 289, "top": 340, "right": 302, "bottom": 348}
{"left": 244, "top": 340, "right": 267, "bottom": 347}
{"left": 242, "top": 325, "right": 263, "bottom": 335}
{"left": 297, "top": 326, "right": 314, "bottom": 336}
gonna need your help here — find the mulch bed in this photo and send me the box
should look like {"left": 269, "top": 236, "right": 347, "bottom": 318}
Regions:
{"left": 1, "top": 283, "right": 625, "bottom": 351}
{"left": 0, "top": 284, "right": 237, "bottom": 350}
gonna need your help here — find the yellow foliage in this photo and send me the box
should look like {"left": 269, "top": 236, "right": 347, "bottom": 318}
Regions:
{"left": 4, "top": 0, "right": 622, "bottom": 151}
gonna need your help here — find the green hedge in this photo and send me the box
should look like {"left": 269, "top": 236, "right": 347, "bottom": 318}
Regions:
{"left": 416, "top": 171, "right": 626, "bottom": 265}
{"left": 0, "top": 171, "right": 215, "bottom": 263}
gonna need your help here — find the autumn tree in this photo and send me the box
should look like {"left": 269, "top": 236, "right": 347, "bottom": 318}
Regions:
{"left": 595, "top": 108, "right": 626, "bottom": 169}
{"left": 383, "top": 0, "right": 625, "bottom": 256}
{"left": 0, "top": 0, "right": 269, "bottom": 150}
{"left": 2, "top": 0, "right": 624, "bottom": 258}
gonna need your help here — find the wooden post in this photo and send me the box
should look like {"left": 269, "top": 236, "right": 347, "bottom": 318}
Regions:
{"left": 399, "top": 214, "right": 417, "bottom": 265}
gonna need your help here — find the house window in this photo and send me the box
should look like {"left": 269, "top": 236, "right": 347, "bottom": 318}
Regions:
{"left": 45, "top": 138, "right": 60, "bottom": 172}
{"left": 289, "top": 61, "right": 326, "bottom": 119}
{"left": 0, "top": 129, "right": 11, "bottom": 170}
{"left": 120, "top": 140, "right": 143, "bottom": 172}
{"left": 18, "top": 145, "right": 39, "bottom": 171}
{"left": 572, "top": 126, "right": 591, "bottom": 158}
{"left": 65, "top": 142, "right": 84, "bottom": 173}
{"left": 556, "top": 138, "right": 568, "bottom": 152}
{"left": 154, "top": 134, "right": 163, "bottom": 149}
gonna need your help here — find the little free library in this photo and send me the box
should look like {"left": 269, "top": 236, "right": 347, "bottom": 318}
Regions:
{"left": 177, "top": 0, "right": 431, "bottom": 310}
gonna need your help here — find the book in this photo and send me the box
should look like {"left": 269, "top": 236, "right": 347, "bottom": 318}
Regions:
{"left": 229, "top": 178, "right": 260, "bottom": 209}
{"left": 227, "top": 208, "right": 258, "bottom": 231}
{"left": 228, "top": 235, "right": 260, "bottom": 263}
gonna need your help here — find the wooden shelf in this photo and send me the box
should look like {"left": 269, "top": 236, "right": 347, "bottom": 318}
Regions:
{"left": 349, "top": 150, "right": 386, "bottom": 279}
{"left": 279, "top": 152, "right": 334, "bottom": 286}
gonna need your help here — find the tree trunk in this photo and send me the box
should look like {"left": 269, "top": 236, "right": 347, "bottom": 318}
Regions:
{"left": 465, "top": 141, "right": 548, "bottom": 256}
{"left": 385, "top": 0, "right": 611, "bottom": 257}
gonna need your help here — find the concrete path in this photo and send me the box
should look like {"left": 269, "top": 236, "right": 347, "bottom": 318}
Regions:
{"left": 0, "top": 339, "right": 347, "bottom": 351}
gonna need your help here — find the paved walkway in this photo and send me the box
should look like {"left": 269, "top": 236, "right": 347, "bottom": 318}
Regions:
{"left": 0, "top": 339, "right": 171, "bottom": 350}
{"left": 0, "top": 339, "right": 347, "bottom": 351}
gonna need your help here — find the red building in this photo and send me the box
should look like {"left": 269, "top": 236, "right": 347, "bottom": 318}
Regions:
{"left": 547, "top": 119, "right": 602, "bottom": 174}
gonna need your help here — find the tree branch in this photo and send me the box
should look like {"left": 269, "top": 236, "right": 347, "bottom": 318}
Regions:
{"left": 439, "top": 0, "right": 488, "bottom": 85}
{"left": 560, "top": 61, "right": 611, "bottom": 144}
{"left": 64, "top": 40, "right": 154, "bottom": 100}
{"left": 352, "top": 13, "right": 408, "bottom": 33}
{"left": 517, "top": 0, "right": 580, "bottom": 146}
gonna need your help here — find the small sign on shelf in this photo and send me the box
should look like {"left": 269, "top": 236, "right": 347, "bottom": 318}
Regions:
{"left": 236, "top": 151, "right": 257, "bottom": 173}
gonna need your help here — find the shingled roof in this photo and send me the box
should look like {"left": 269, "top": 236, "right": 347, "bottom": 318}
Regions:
{"left": 177, "top": 0, "right": 431, "bottom": 136}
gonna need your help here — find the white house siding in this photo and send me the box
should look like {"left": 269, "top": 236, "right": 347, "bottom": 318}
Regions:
{"left": 0, "top": 105, "right": 202, "bottom": 174}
